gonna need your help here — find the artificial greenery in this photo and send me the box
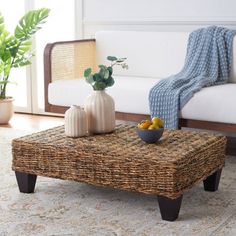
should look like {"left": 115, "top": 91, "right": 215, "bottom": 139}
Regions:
{"left": 0, "top": 8, "right": 50, "bottom": 99}
{"left": 84, "top": 56, "right": 128, "bottom": 90}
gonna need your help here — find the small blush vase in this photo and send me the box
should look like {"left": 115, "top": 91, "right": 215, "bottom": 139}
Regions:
{"left": 64, "top": 105, "right": 87, "bottom": 137}
{"left": 85, "top": 90, "right": 115, "bottom": 134}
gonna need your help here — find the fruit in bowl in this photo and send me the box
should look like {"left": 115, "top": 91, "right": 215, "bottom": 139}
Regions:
{"left": 136, "top": 117, "right": 164, "bottom": 143}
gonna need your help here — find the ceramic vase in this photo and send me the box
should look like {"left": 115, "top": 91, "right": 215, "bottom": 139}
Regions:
{"left": 85, "top": 90, "right": 115, "bottom": 134}
{"left": 64, "top": 105, "right": 87, "bottom": 137}
{"left": 0, "top": 97, "right": 14, "bottom": 124}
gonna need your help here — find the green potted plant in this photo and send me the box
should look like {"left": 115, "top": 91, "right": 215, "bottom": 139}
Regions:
{"left": 84, "top": 56, "right": 128, "bottom": 90}
{"left": 0, "top": 8, "right": 50, "bottom": 124}
{"left": 84, "top": 56, "right": 128, "bottom": 134}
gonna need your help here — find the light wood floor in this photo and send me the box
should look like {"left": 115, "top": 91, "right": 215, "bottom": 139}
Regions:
{"left": 0, "top": 113, "right": 64, "bottom": 131}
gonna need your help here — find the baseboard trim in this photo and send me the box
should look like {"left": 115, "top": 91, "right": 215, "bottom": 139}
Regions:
{"left": 83, "top": 18, "right": 236, "bottom": 26}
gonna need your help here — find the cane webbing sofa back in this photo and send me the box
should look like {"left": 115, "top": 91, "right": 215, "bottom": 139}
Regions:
{"left": 49, "top": 40, "right": 96, "bottom": 82}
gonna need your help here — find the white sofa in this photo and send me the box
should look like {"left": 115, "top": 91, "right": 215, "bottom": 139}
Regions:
{"left": 44, "top": 31, "right": 236, "bottom": 133}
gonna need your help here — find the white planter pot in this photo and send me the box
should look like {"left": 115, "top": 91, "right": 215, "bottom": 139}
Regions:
{"left": 65, "top": 105, "right": 88, "bottom": 137}
{"left": 85, "top": 90, "right": 115, "bottom": 134}
{"left": 0, "top": 98, "right": 14, "bottom": 124}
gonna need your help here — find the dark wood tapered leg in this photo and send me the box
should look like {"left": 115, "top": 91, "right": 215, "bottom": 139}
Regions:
{"left": 15, "top": 171, "right": 37, "bottom": 193}
{"left": 203, "top": 169, "right": 222, "bottom": 192}
{"left": 157, "top": 195, "right": 183, "bottom": 221}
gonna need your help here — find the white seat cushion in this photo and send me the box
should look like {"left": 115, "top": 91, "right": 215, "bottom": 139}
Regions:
{"left": 107, "top": 76, "right": 161, "bottom": 114}
{"left": 48, "top": 76, "right": 162, "bottom": 114}
{"left": 49, "top": 77, "right": 236, "bottom": 124}
{"left": 48, "top": 79, "right": 93, "bottom": 107}
{"left": 180, "top": 83, "right": 236, "bottom": 124}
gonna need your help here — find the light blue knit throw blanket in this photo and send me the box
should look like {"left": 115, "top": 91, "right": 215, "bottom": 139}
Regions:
{"left": 149, "top": 26, "right": 236, "bottom": 129}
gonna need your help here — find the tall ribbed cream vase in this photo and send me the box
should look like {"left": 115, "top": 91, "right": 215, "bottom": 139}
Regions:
{"left": 64, "top": 105, "right": 87, "bottom": 137}
{"left": 85, "top": 90, "right": 115, "bottom": 134}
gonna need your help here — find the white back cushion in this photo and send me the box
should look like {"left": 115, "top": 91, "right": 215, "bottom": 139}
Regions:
{"left": 95, "top": 31, "right": 236, "bottom": 83}
{"left": 95, "top": 31, "right": 189, "bottom": 78}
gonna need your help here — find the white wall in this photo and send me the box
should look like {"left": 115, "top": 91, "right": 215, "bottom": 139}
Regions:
{"left": 81, "top": 0, "right": 236, "bottom": 38}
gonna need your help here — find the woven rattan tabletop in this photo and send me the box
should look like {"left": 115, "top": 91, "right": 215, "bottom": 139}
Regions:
{"left": 12, "top": 124, "right": 226, "bottom": 198}
{"left": 12, "top": 125, "right": 225, "bottom": 161}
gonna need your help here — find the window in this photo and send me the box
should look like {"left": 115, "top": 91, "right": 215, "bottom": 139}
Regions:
{"left": 0, "top": 0, "right": 29, "bottom": 111}
{"left": 0, "top": 0, "right": 78, "bottom": 113}
{"left": 34, "top": 0, "right": 76, "bottom": 113}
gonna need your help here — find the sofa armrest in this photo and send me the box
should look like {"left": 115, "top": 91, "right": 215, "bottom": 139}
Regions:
{"left": 44, "top": 39, "right": 96, "bottom": 112}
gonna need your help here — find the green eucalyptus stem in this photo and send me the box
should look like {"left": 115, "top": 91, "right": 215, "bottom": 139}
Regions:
{"left": 110, "top": 62, "right": 117, "bottom": 67}
{"left": 110, "top": 61, "right": 122, "bottom": 67}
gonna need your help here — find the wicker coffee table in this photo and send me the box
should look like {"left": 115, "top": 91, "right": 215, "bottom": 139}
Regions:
{"left": 12, "top": 125, "right": 226, "bottom": 221}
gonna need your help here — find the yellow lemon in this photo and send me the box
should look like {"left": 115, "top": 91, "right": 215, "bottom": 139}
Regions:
{"left": 138, "top": 120, "right": 152, "bottom": 129}
{"left": 153, "top": 124, "right": 160, "bottom": 129}
{"left": 152, "top": 117, "right": 164, "bottom": 128}
{"left": 148, "top": 124, "right": 156, "bottom": 130}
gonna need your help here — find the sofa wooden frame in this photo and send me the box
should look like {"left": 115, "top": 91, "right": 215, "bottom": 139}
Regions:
{"left": 44, "top": 39, "right": 236, "bottom": 133}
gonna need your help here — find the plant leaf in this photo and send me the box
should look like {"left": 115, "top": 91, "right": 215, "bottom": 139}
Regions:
{"left": 0, "top": 62, "right": 4, "bottom": 74}
{"left": 14, "top": 8, "right": 50, "bottom": 41}
{"left": 84, "top": 68, "right": 92, "bottom": 78}
{"left": 104, "top": 70, "right": 109, "bottom": 79}
{"left": 0, "top": 12, "right": 5, "bottom": 34}
{"left": 0, "top": 80, "right": 13, "bottom": 85}
{"left": 116, "top": 58, "right": 127, "bottom": 63}
{"left": 107, "top": 56, "right": 117, "bottom": 61}
{"left": 98, "top": 66, "right": 109, "bottom": 79}
{"left": 3, "top": 57, "right": 12, "bottom": 77}
{"left": 106, "top": 77, "right": 115, "bottom": 87}
{"left": 93, "top": 81, "right": 106, "bottom": 90}
{"left": 16, "top": 39, "right": 32, "bottom": 56}
{"left": 107, "top": 66, "right": 113, "bottom": 75}
{"left": 13, "top": 56, "right": 31, "bottom": 67}
{"left": 85, "top": 75, "right": 94, "bottom": 85}
{"left": 98, "top": 65, "right": 106, "bottom": 69}
{"left": 93, "top": 73, "right": 100, "bottom": 81}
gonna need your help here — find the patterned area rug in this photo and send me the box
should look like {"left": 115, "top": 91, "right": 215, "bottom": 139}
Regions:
{"left": 0, "top": 127, "right": 236, "bottom": 236}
